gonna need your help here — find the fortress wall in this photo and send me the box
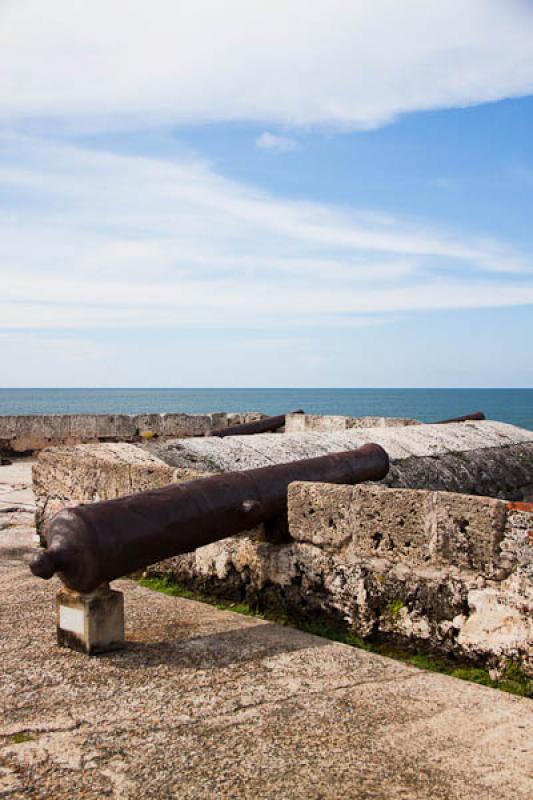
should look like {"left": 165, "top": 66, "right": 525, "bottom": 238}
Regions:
{"left": 153, "top": 484, "right": 533, "bottom": 676}
{"left": 32, "top": 421, "right": 533, "bottom": 673}
{"left": 0, "top": 411, "right": 264, "bottom": 454}
{"left": 34, "top": 421, "right": 533, "bottom": 534}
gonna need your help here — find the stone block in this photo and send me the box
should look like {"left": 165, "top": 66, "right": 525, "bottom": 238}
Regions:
{"left": 288, "top": 482, "right": 356, "bottom": 549}
{"left": 432, "top": 491, "right": 507, "bottom": 572}
{"left": 457, "top": 588, "right": 530, "bottom": 658}
{"left": 159, "top": 413, "right": 215, "bottom": 437}
{"left": 56, "top": 584, "right": 124, "bottom": 655}
{"left": 68, "top": 414, "right": 98, "bottom": 440}
{"left": 33, "top": 443, "right": 176, "bottom": 535}
{"left": 290, "top": 482, "right": 431, "bottom": 562}
{"left": 284, "top": 413, "right": 419, "bottom": 432}
{"left": 351, "top": 484, "right": 433, "bottom": 562}
{"left": 134, "top": 414, "right": 162, "bottom": 437}
{"left": 285, "top": 414, "right": 350, "bottom": 432}
{"left": 288, "top": 483, "right": 514, "bottom": 573}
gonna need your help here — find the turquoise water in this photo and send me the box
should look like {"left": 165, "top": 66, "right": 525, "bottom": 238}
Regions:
{"left": 0, "top": 388, "right": 532, "bottom": 431}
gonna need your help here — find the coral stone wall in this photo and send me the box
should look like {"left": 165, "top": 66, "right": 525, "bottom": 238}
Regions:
{"left": 0, "top": 411, "right": 264, "bottom": 454}
{"left": 155, "top": 484, "right": 532, "bottom": 676}
{"left": 32, "top": 422, "right": 533, "bottom": 673}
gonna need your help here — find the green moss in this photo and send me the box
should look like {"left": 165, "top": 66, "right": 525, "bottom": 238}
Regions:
{"left": 140, "top": 575, "right": 196, "bottom": 599}
{"left": 450, "top": 667, "right": 494, "bottom": 686}
{"left": 139, "top": 575, "right": 531, "bottom": 699}
{"left": 140, "top": 575, "right": 259, "bottom": 617}
{"left": 496, "top": 663, "right": 532, "bottom": 698}
{"left": 385, "top": 598, "right": 404, "bottom": 620}
{"left": 8, "top": 732, "right": 34, "bottom": 744}
{"left": 299, "top": 619, "right": 370, "bottom": 650}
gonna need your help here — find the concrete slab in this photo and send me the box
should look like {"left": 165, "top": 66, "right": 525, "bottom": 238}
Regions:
{"left": 1, "top": 522, "right": 532, "bottom": 799}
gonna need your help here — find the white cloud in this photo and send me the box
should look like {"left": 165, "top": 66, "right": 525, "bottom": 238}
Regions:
{"left": 0, "top": 133, "right": 532, "bottom": 332}
{"left": 0, "top": 1, "right": 532, "bottom": 129}
{"left": 256, "top": 132, "right": 299, "bottom": 153}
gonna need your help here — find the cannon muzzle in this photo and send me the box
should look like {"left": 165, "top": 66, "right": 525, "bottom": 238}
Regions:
{"left": 30, "top": 443, "right": 389, "bottom": 594}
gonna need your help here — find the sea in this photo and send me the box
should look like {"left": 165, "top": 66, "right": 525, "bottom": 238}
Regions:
{"left": 0, "top": 388, "right": 532, "bottom": 431}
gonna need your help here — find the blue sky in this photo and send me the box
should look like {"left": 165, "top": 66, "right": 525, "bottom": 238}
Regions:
{"left": 1, "top": 1, "right": 533, "bottom": 387}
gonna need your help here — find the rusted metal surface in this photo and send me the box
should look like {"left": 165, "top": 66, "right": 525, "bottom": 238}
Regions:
{"left": 207, "top": 410, "right": 304, "bottom": 437}
{"left": 434, "top": 411, "right": 486, "bottom": 424}
{"left": 30, "top": 443, "right": 389, "bottom": 594}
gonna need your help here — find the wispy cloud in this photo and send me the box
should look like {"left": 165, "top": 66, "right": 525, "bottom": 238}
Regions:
{"left": 256, "top": 132, "right": 299, "bottom": 153}
{"left": 0, "top": 133, "right": 532, "bottom": 331}
{"left": 1, "top": 1, "right": 533, "bottom": 130}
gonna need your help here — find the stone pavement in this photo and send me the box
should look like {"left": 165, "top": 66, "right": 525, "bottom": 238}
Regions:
{"left": 0, "top": 459, "right": 35, "bottom": 515}
{"left": 1, "top": 462, "right": 532, "bottom": 799}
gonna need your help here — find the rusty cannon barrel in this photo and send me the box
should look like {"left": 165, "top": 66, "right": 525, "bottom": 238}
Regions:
{"left": 30, "top": 443, "right": 388, "bottom": 594}
{"left": 207, "top": 409, "right": 304, "bottom": 438}
{"left": 434, "top": 411, "right": 486, "bottom": 424}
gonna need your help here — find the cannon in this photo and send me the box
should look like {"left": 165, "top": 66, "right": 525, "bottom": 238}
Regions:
{"left": 30, "top": 443, "right": 389, "bottom": 594}
{"left": 207, "top": 409, "right": 304, "bottom": 437}
{"left": 434, "top": 411, "right": 486, "bottom": 424}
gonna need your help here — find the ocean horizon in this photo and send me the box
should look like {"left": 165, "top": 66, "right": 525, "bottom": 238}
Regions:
{"left": 0, "top": 388, "right": 532, "bottom": 431}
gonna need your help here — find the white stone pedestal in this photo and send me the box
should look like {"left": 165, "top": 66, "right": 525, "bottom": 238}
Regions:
{"left": 56, "top": 584, "right": 124, "bottom": 655}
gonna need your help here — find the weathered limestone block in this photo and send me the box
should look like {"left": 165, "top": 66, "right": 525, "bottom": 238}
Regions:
{"left": 502, "top": 503, "right": 533, "bottom": 581}
{"left": 289, "top": 484, "right": 509, "bottom": 576}
{"left": 68, "top": 415, "right": 99, "bottom": 441}
{"left": 33, "top": 443, "right": 177, "bottom": 534}
{"left": 457, "top": 587, "right": 530, "bottom": 671}
{"left": 147, "top": 421, "right": 533, "bottom": 501}
{"left": 285, "top": 413, "right": 419, "bottom": 432}
{"left": 159, "top": 413, "right": 209, "bottom": 437}
{"left": 432, "top": 492, "right": 507, "bottom": 572}
{"left": 32, "top": 440, "right": 234, "bottom": 543}
{"left": 385, "top": 446, "right": 533, "bottom": 501}
{"left": 285, "top": 482, "right": 357, "bottom": 550}
{"left": 285, "top": 483, "right": 533, "bottom": 673}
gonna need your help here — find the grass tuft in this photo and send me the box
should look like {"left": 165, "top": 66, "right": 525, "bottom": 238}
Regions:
{"left": 385, "top": 598, "right": 404, "bottom": 620}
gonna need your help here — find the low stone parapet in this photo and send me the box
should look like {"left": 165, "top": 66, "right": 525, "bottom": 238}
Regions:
{"left": 0, "top": 411, "right": 264, "bottom": 454}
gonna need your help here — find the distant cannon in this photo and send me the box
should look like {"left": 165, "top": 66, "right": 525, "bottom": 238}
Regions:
{"left": 30, "top": 443, "right": 389, "bottom": 595}
{"left": 207, "top": 410, "right": 304, "bottom": 438}
{"left": 434, "top": 411, "right": 486, "bottom": 424}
